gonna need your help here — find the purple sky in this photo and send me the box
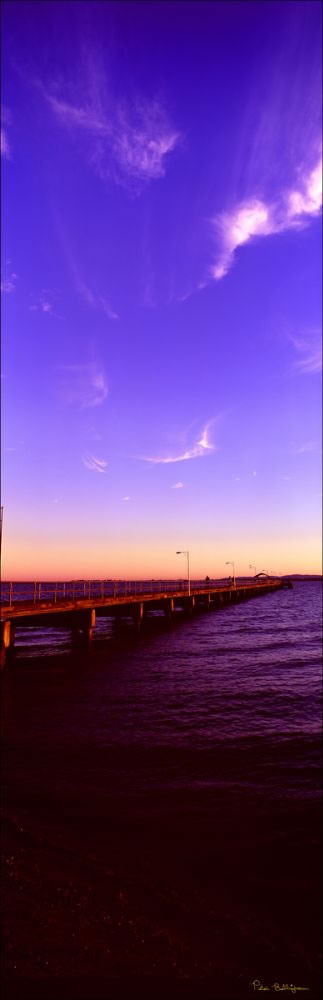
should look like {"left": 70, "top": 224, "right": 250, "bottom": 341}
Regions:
{"left": 1, "top": 0, "right": 322, "bottom": 580}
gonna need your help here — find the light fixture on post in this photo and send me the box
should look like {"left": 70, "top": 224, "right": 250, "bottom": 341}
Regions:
{"left": 225, "top": 560, "right": 235, "bottom": 587}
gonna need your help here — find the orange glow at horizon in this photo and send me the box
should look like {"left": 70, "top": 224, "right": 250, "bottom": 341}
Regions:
{"left": 2, "top": 534, "right": 322, "bottom": 581}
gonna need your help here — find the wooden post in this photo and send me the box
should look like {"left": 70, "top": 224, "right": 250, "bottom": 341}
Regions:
{"left": 133, "top": 602, "right": 144, "bottom": 630}
{"left": 184, "top": 595, "right": 195, "bottom": 616}
{"left": 1, "top": 620, "right": 15, "bottom": 665}
{"left": 164, "top": 598, "right": 175, "bottom": 622}
{"left": 2, "top": 620, "right": 11, "bottom": 649}
{"left": 86, "top": 608, "right": 95, "bottom": 640}
{"left": 76, "top": 608, "right": 96, "bottom": 641}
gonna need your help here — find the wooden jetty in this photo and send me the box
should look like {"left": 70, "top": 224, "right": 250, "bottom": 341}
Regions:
{"left": 0, "top": 577, "right": 288, "bottom": 664}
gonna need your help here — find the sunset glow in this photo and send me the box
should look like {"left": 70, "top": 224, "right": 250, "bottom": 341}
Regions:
{"left": 1, "top": 0, "right": 322, "bottom": 580}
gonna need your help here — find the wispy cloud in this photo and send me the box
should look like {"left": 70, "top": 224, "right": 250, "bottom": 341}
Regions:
{"left": 289, "top": 331, "right": 322, "bottom": 374}
{"left": 37, "top": 57, "right": 180, "bottom": 191}
{"left": 141, "top": 421, "right": 216, "bottom": 464}
{"left": 58, "top": 363, "right": 108, "bottom": 409}
{"left": 1, "top": 107, "right": 11, "bottom": 158}
{"left": 82, "top": 454, "right": 107, "bottom": 473}
{"left": 122, "top": 496, "right": 130, "bottom": 500}
{"left": 53, "top": 215, "right": 118, "bottom": 320}
{"left": 1, "top": 129, "right": 10, "bottom": 157}
{"left": 171, "top": 482, "right": 184, "bottom": 488}
{"left": 1, "top": 271, "right": 17, "bottom": 293}
{"left": 211, "top": 157, "right": 322, "bottom": 280}
{"left": 295, "top": 441, "right": 317, "bottom": 454}
{"left": 74, "top": 275, "right": 119, "bottom": 321}
{"left": 29, "top": 291, "right": 54, "bottom": 314}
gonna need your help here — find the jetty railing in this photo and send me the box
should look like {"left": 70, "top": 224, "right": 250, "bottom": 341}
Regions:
{"left": 0, "top": 577, "right": 278, "bottom": 608}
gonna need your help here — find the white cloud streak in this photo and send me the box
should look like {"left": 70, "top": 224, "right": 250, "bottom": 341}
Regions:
{"left": 1, "top": 129, "right": 10, "bottom": 157}
{"left": 1, "top": 272, "right": 17, "bottom": 293}
{"left": 38, "top": 65, "right": 180, "bottom": 190}
{"left": 30, "top": 292, "right": 54, "bottom": 313}
{"left": 82, "top": 454, "right": 107, "bottom": 473}
{"left": 74, "top": 276, "right": 119, "bottom": 321}
{"left": 211, "top": 157, "right": 322, "bottom": 280}
{"left": 296, "top": 442, "right": 317, "bottom": 454}
{"left": 1, "top": 107, "right": 12, "bottom": 158}
{"left": 290, "top": 332, "right": 322, "bottom": 374}
{"left": 53, "top": 217, "right": 119, "bottom": 320}
{"left": 141, "top": 422, "right": 216, "bottom": 464}
{"left": 171, "top": 482, "right": 184, "bottom": 488}
{"left": 59, "top": 363, "right": 108, "bottom": 409}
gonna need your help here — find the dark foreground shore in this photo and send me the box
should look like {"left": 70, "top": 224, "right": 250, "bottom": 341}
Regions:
{"left": 1, "top": 614, "right": 322, "bottom": 1000}
{"left": 2, "top": 787, "right": 321, "bottom": 1000}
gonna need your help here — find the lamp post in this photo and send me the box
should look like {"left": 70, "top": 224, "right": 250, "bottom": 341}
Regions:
{"left": 249, "top": 563, "right": 257, "bottom": 578}
{"left": 176, "top": 550, "right": 190, "bottom": 596}
{"left": 225, "top": 560, "right": 235, "bottom": 587}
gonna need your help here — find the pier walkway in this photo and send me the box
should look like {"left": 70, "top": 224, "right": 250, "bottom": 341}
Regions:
{"left": 1, "top": 577, "right": 286, "bottom": 662}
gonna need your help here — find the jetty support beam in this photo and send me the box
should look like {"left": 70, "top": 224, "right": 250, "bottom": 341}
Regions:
{"left": 71, "top": 608, "right": 96, "bottom": 642}
{"left": 1, "top": 620, "right": 16, "bottom": 666}
{"left": 133, "top": 602, "right": 144, "bottom": 630}
{"left": 183, "top": 595, "right": 196, "bottom": 616}
{"left": 164, "top": 598, "right": 175, "bottom": 622}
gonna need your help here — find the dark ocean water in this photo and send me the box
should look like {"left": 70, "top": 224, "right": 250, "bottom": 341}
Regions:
{"left": 2, "top": 581, "right": 322, "bottom": 996}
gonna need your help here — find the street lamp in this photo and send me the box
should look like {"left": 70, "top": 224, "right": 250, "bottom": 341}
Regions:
{"left": 176, "top": 550, "right": 190, "bottom": 596}
{"left": 225, "top": 560, "right": 235, "bottom": 587}
{"left": 249, "top": 564, "right": 257, "bottom": 577}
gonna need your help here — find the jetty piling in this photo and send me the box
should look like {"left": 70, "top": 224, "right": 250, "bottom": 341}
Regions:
{"left": 1, "top": 577, "right": 288, "bottom": 665}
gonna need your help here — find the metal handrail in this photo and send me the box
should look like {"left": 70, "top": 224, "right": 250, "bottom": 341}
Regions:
{"left": 1, "top": 577, "right": 281, "bottom": 608}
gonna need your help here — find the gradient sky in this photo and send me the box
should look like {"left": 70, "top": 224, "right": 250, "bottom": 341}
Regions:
{"left": 1, "top": 0, "right": 322, "bottom": 580}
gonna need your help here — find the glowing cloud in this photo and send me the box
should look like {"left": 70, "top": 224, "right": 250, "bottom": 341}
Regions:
{"left": 296, "top": 442, "right": 317, "bottom": 454}
{"left": 1, "top": 272, "right": 17, "bottom": 293}
{"left": 211, "top": 157, "right": 322, "bottom": 280}
{"left": 82, "top": 454, "right": 107, "bottom": 473}
{"left": 290, "top": 332, "right": 322, "bottom": 375}
{"left": 58, "top": 363, "right": 108, "bottom": 409}
{"left": 38, "top": 61, "right": 180, "bottom": 190}
{"left": 141, "top": 421, "right": 216, "bottom": 464}
{"left": 1, "top": 129, "right": 10, "bottom": 157}
{"left": 29, "top": 292, "right": 54, "bottom": 313}
{"left": 171, "top": 482, "right": 184, "bottom": 488}
{"left": 74, "top": 277, "right": 119, "bottom": 321}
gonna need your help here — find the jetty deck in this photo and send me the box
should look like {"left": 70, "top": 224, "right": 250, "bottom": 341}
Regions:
{"left": 1, "top": 578, "right": 286, "bottom": 662}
